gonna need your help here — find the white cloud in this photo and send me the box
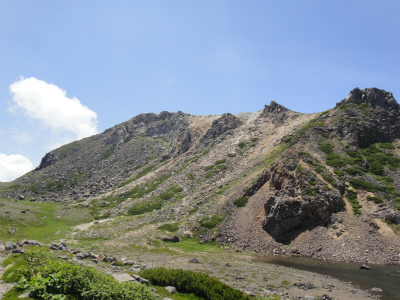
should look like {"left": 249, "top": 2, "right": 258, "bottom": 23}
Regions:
{"left": 0, "top": 154, "right": 33, "bottom": 182}
{"left": 9, "top": 77, "right": 98, "bottom": 140}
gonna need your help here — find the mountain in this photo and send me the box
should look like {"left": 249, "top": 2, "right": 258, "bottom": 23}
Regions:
{"left": 1, "top": 87, "right": 400, "bottom": 264}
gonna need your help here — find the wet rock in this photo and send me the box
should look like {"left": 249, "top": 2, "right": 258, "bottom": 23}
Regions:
{"left": 370, "top": 287, "right": 383, "bottom": 292}
{"left": 360, "top": 264, "right": 370, "bottom": 270}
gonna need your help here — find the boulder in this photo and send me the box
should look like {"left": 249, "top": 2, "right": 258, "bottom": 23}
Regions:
{"left": 5, "top": 241, "right": 17, "bottom": 251}
{"left": 165, "top": 286, "right": 177, "bottom": 294}
{"left": 8, "top": 227, "right": 18, "bottom": 234}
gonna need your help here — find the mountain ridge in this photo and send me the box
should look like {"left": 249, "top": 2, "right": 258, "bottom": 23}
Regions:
{"left": 1, "top": 87, "right": 400, "bottom": 264}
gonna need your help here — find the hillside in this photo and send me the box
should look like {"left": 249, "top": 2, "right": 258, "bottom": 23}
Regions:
{"left": 1, "top": 87, "right": 400, "bottom": 265}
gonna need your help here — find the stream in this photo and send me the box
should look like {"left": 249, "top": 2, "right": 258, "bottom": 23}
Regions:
{"left": 254, "top": 255, "right": 400, "bottom": 300}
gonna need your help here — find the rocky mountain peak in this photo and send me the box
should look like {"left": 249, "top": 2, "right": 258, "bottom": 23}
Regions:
{"left": 262, "top": 101, "right": 289, "bottom": 114}
{"left": 337, "top": 87, "right": 399, "bottom": 109}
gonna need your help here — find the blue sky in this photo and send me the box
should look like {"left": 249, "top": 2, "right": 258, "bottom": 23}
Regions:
{"left": 0, "top": 0, "right": 399, "bottom": 181}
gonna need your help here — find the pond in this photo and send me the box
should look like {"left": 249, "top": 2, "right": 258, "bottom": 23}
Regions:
{"left": 254, "top": 255, "right": 400, "bottom": 300}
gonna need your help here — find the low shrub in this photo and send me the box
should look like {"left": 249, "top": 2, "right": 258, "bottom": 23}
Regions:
{"left": 140, "top": 267, "right": 249, "bottom": 300}
{"left": 2, "top": 248, "right": 156, "bottom": 300}
{"left": 349, "top": 179, "right": 381, "bottom": 192}
{"left": 214, "top": 159, "right": 226, "bottom": 165}
{"left": 199, "top": 215, "right": 225, "bottom": 229}
{"left": 233, "top": 197, "right": 248, "bottom": 207}
{"left": 319, "top": 143, "right": 333, "bottom": 154}
{"left": 128, "top": 199, "right": 163, "bottom": 215}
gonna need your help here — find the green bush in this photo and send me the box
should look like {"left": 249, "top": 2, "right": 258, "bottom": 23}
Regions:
{"left": 204, "top": 165, "right": 214, "bottom": 171}
{"left": 3, "top": 248, "right": 156, "bottom": 300}
{"left": 140, "top": 267, "right": 249, "bottom": 300}
{"left": 187, "top": 173, "right": 195, "bottom": 180}
{"left": 233, "top": 197, "right": 248, "bottom": 207}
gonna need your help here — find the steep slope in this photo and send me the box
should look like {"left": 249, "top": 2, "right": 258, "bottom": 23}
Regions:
{"left": 222, "top": 88, "right": 400, "bottom": 264}
{"left": 1, "top": 87, "right": 399, "bottom": 264}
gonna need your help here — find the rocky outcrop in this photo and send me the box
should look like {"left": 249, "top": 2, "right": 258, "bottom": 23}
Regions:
{"left": 332, "top": 88, "right": 400, "bottom": 147}
{"left": 337, "top": 87, "right": 399, "bottom": 109}
{"left": 200, "top": 113, "right": 243, "bottom": 143}
{"left": 262, "top": 159, "right": 345, "bottom": 243}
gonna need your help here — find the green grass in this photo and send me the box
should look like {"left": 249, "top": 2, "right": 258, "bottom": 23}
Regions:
{"left": 367, "top": 196, "right": 384, "bottom": 204}
{"left": 157, "top": 222, "right": 180, "bottom": 232}
{"left": 346, "top": 190, "right": 361, "bottom": 216}
{"left": 0, "top": 200, "right": 92, "bottom": 243}
{"left": 264, "top": 143, "right": 289, "bottom": 167}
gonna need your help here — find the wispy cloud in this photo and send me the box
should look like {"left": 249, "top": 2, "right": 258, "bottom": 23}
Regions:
{"left": 0, "top": 153, "right": 33, "bottom": 182}
{"left": 9, "top": 77, "right": 99, "bottom": 140}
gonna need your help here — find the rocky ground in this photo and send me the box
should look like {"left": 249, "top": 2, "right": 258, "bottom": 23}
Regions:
{"left": 0, "top": 241, "right": 381, "bottom": 300}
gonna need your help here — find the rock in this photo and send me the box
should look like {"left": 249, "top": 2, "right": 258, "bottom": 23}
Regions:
{"left": 5, "top": 241, "right": 17, "bottom": 251}
{"left": 162, "top": 235, "right": 180, "bottom": 243}
{"left": 18, "top": 195, "right": 25, "bottom": 200}
{"left": 165, "top": 286, "right": 177, "bottom": 294}
{"left": 225, "top": 263, "right": 232, "bottom": 267}
{"left": 8, "top": 228, "right": 18, "bottom": 234}
{"left": 131, "top": 275, "right": 149, "bottom": 286}
{"left": 184, "top": 231, "right": 193, "bottom": 238}
{"left": 162, "top": 298, "right": 173, "bottom": 300}
{"left": 189, "top": 258, "right": 199, "bottom": 263}
{"left": 18, "top": 292, "right": 30, "bottom": 298}
{"left": 12, "top": 248, "right": 24, "bottom": 254}
{"left": 360, "top": 264, "right": 370, "bottom": 270}
{"left": 304, "top": 296, "right": 315, "bottom": 300}
{"left": 20, "top": 210, "right": 27, "bottom": 213}
{"left": 370, "top": 287, "right": 383, "bottom": 292}
{"left": 112, "top": 273, "right": 135, "bottom": 283}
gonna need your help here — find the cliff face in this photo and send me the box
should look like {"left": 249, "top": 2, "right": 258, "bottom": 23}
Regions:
{"left": 2, "top": 88, "right": 400, "bottom": 264}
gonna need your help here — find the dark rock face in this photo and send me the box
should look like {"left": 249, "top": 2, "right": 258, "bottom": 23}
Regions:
{"left": 262, "top": 158, "right": 345, "bottom": 243}
{"left": 333, "top": 88, "right": 400, "bottom": 147}
{"left": 37, "top": 153, "right": 59, "bottom": 170}
{"left": 200, "top": 113, "right": 243, "bottom": 143}
{"left": 263, "top": 101, "right": 289, "bottom": 114}
{"left": 261, "top": 101, "right": 293, "bottom": 125}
